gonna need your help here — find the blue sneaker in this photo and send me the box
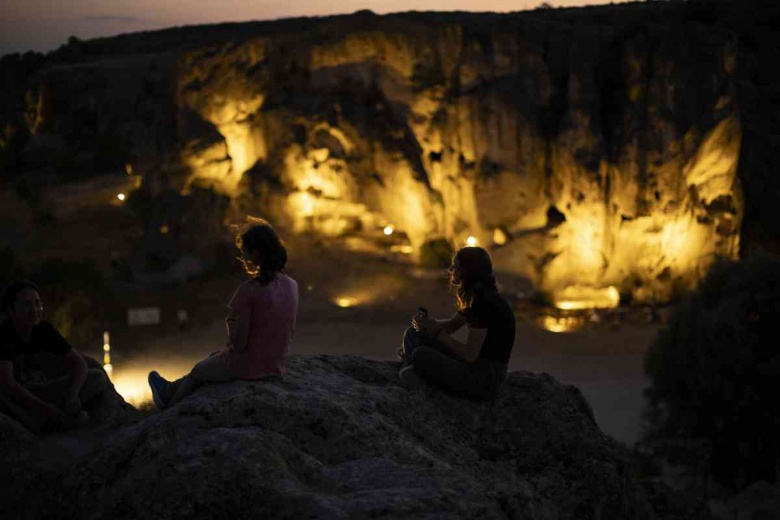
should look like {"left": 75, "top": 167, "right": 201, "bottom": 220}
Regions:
{"left": 148, "top": 371, "right": 169, "bottom": 409}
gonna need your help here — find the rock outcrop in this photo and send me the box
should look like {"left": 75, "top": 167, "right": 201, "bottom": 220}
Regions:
{"left": 1, "top": 355, "right": 669, "bottom": 519}
{"left": 13, "top": 5, "right": 751, "bottom": 301}
{"left": 171, "top": 12, "right": 741, "bottom": 302}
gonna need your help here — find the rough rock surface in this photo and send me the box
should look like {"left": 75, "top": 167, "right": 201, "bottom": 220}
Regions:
{"left": 1, "top": 362, "right": 140, "bottom": 514}
{"left": 0, "top": 354, "right": 668, "bottom": 519}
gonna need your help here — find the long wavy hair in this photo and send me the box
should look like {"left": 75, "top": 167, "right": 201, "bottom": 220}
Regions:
{"left": 236, "top": 220, "right": 287, "bottom": 285}
{"left": 450, "top": 247, "right": 498, "bottom": 312}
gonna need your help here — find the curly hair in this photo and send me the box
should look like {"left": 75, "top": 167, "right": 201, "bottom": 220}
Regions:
{"left": 450, "top": 247, "right": 498, "bottom": 311}
{"left": 236, "top": 220, "right": 288, "bottom": 285}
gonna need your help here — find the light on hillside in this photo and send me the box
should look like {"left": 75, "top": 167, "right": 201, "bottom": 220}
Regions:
{"left": 554, "top": 286, "right": 620, "bottom": 310}
{"left": 334, "top": 296, "right": 359, "bottom": 308}
{"left": 383, "top": 225, "right": 394, "bottom": 236}
{"left": 466, "top": 236, "right": 478, "bottom": 247}
{"left": 117, "top": 193, "right": 126, "bottom": 201}
{"left": 493, "top": 228, "right": 508, "bottom": 246}
{"left": 539, "top": 315, "right": 586, "bottom": 333}
{"left": 103, "top": 331, "right": 112, "bottom": 376}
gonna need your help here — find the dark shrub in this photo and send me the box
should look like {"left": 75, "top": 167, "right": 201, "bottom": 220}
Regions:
{"left": 643, "top": 252, "right": 780, "bottom": 490}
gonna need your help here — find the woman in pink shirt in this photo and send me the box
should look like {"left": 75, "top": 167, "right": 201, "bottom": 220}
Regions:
{"left": 148, "top": 221, "right": 299, "bottom": 408}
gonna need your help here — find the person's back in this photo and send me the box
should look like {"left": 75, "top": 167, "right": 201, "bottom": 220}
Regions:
{"left": 226, "top": 273, "right": 298, "bottom": 379}
{"left": 148, "top": 220, "right": 299, "bottom": 409}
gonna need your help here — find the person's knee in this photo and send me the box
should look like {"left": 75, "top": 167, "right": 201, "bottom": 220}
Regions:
{"left": 189, "top": 361, "right": 207, "bottom": 383}
{"left": 191, "top": 355, "right": 231, "bottom": 383}
{"left": 83, "top": 369, "right": 108, "bottom": 393}
{"left": 89, "top": 368, "right": 108, "bottom": 386}
{"left": 410, "top": 345, "right": 436, "bottom": 367}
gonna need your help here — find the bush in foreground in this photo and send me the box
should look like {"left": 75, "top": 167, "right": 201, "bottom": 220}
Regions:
{"left": 643, "top": 252, "right": 780, "bottom": 490}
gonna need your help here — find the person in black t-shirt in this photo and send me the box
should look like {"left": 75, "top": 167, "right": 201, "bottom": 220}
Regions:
{"left": 399, "top": 246, "right": 516, "bottom": 400}
{"left": 0, "top": 281, "right": 108, "bottom": 433}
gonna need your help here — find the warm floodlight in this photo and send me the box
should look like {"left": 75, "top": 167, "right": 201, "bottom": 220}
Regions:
{"left": 466, "top": 236, "right": 478, "bottom": 247}
{"left": 334, "top": 297, "right": 358, "bottom": 308}
{"left": 493, "top": 228, "right": 508, "bottom": 246}
{"left": 554, "top": 286, "right": 620, "bottom": 310}
{"left": 103, "top": 331, "right": 112, "bottom": 375}
{"left": 117, "top": 193, "right": 126, "bottom": 201}
{"left": 539, "top": 315, "right": 586, "bottom": 333}
{"left": 383, "top": 226, "right": 394, "bottom": 236}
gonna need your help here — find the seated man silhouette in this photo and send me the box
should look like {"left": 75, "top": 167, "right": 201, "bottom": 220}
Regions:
{"left": 0, "top": 281, "right": 108, "bottom": 433}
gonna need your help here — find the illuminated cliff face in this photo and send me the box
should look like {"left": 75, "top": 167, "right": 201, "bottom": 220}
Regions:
{"left": 175, "top": 17, "right": 742, "bottom": 303}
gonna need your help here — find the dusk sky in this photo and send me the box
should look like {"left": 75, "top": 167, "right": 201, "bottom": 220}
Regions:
{"left": 1, "top": 0, "right": 632, "bottom": 57}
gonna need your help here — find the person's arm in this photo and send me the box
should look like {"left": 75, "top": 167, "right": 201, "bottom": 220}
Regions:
{"left": 0, "top": 360, "right": 68, "bottom": 420}
{"left": 415, "top": 314, "right": 486, "bottom": 363}
{"left": 435, "top": 326, "right": 487, "bottom": 363}
{"left": 234, "top": 300, "right": 252, "bottom": 351}
{"left": 226, "top": 284, "right": 250, "bottom": 350}
{"left": 225, "top": 311, "right": 238, "bottom": 348}
{"left": 61, "top": 349, "right": 87, "bottom": 413}
{"left": 435, "top": 312, "right": 467, "bottom": 334}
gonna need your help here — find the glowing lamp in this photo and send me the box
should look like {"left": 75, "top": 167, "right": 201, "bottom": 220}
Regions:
{"left": 383, "top": 226, "right": 394, "bottom": 236}
{"left": 538, "top": 315, "right": 586, "bottom": 333}
{"left": 334, "top": 297, "right": 359, "bottom": 308}
{"left": 493, "top": 228, "right": 508, "bottom": 246}
{"left": 111, "top": 372, "right": 152, "bottom": 405}
{"left": 554, "top": 286, "right": 620, "bottom": 310}
{"left": 390, "top": 245, "right": 414, "bottom": 254}
{"left": 466, "top": 236, "right": 478, "bottom": 247}
{"left": 117, "top": 193, "right": 126, "bottom": 201}
{"left": 102, "top": 331, "right": 112, "bottom": 373}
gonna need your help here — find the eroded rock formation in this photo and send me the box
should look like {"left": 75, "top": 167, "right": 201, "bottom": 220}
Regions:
{"left": 172, "top": 14, "right": 741, "bottom": 302}
{"left": 2, "top": 355, "right": 691, "bottom": 519}
{"left": 18, "top": 8, "right": 745, "bottom": 302}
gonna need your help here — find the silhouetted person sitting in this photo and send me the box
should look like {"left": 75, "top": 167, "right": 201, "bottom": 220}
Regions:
{"left": 399, "top": 247, "right": 516, "bottom": 401}
{"left": 0, "top": 281, "right": 109, "bottom": 433}
{"left": 148, "top": 220, "right": 299, "bottom": 408}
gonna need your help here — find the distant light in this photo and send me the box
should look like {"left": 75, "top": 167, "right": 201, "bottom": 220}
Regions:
{"left": 390, "top": 245, "right": 414, "bottom": 254}
{"left": 466, "top": 236, "right": 478, "bottom": 247}
{"left": 539, "top": 315, "right": 586, "bottom": 333}
{"left": 383, "top": 225, "right": 394, "bottom": 236}
{"left": 296, "top": 192, "right": 315, "bottom": 217}
{"left": 159, "top": 224, "right": 170, "bottom": 234}
{"left": 117, "top": 193, "right": 126, "bottom": 201}
{"left": 493, "top": 228, "right": 508, "bottom": 246}
{"left": 103, "top": 330, "right": 111, "bottom": 372}
{"left": 334, "top": 296, "right": 359, "bottom": 308}
{"left": 554, "top": 286, "right": 620, "bottom": 310}
{"left": 110, "top": 370, "right": 152, "bottom": 405}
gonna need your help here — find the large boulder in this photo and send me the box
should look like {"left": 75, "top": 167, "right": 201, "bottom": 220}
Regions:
{"left": 3, "top": 354, "right": 672, "bottom": 519}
